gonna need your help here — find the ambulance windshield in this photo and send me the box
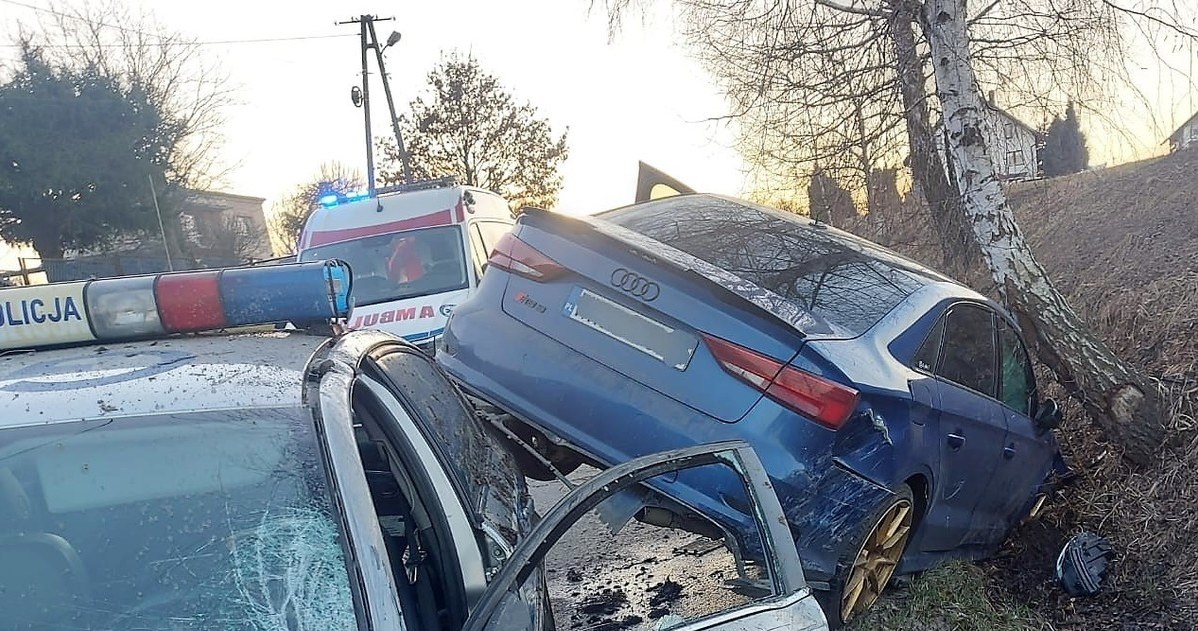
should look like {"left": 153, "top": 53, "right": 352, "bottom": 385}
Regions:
{"left": 299, "top": 225, "right": 469, "bottom": 306}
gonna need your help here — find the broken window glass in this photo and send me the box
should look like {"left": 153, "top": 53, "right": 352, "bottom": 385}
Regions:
{"left": 0, "top": 408, "right": 358, "bottom": 630}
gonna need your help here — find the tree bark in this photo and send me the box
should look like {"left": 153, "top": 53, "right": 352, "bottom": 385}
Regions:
{"left": 888, "top": 0, "right": 979, "bottom": 278}
{"left": 921, "top": 0, "right": 1165, "bottom": 465}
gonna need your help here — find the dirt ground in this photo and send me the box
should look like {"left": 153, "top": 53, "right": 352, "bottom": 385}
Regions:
{"left": 529, "top": 467, "right": 760, "bottom": 631}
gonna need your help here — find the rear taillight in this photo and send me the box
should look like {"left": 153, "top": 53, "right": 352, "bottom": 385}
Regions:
{"left": 703, "top": 334, "right": 859, "bottom": 430}
{"left": 488, "top": 232, "right": 566, "bottom": 281}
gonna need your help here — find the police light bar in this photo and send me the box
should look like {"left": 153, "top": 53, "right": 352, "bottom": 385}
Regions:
{"left": 0, "top": 260, "right": 352, "bottom": 352}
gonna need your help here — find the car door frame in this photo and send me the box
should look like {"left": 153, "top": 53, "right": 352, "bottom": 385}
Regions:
{"left": 970, "top": 314, "right": 1056, "bottom": 539}
{"left": 310, "top": 331, "right": 512, "bottom": 630}
{"left": 907, "top": 300, "right": 1009, "bottom": 551}
{"left": 305, "top": 339, "right": 408, "bottom": 631}
{"left": 462, "top": 440, "right": 827, "bottom": 631}
{"left": 466, "top": 218, "right": 516, "bottom": 285}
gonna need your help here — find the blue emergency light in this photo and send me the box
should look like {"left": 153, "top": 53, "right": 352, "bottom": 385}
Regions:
{"left": 319, "top": 190, "right": 371, "bottom": 209}
{"left": 0, "top": 260, "right": 352, "bottom": 351}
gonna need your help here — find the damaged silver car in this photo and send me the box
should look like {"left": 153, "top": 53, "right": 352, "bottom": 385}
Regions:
{"left": 0, "top": 263, "right": 824, "bottom": 630}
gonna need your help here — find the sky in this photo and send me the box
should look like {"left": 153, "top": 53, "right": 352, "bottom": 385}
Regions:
{"left": 0, "top": 0, "right": 746, "bottom": 264}
{"left": 0, "top": 0, "right": 1195, "bottom": 268}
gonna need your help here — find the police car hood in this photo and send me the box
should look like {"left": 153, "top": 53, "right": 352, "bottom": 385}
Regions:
{"left": 0, "top": 332, "right": 321, "bottom": 427}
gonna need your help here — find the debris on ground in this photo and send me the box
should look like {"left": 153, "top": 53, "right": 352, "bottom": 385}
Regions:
{"left": 647, "top": 579, "right": 685, "bottom": 608}
{"left": 579, "top": 587, "right": 629, "bottom": 617}
{"left": 1055, "top": 533, "right": 1115, "bottom": 597}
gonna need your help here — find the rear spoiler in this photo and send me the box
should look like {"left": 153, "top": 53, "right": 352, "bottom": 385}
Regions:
{"left": 518, "top": 208, "right": 837, "bottom": 337}
{"left": 635, "top": 162, "right": 696, "bottom": 203}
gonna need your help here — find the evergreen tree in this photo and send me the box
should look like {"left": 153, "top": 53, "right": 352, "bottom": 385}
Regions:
{"left": 0, "top": 43, "right": 169, "bottom": 259}
{"left": 1041, "top": 102, "right": 1089, "bottom": 176}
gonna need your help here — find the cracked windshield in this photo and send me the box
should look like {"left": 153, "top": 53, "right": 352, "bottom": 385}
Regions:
{"left": 0, "top": 409, "right": 356, "bottom": 630}
{"left": 1, "top": 0, "right": 1197, "bottom": 629}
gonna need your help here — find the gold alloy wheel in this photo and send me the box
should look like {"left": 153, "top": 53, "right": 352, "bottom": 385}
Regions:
{"left": 841, "top": 498, "right": 914, "bottom": 623}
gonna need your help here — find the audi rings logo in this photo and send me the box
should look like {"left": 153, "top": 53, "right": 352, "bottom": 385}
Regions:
{"left": 610, "top": 268, "right": 660, "bottom": 301}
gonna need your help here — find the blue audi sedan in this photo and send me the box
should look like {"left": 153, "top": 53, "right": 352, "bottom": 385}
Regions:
{"left": 437, "top": 193, "right": 1063, "bottom": 627}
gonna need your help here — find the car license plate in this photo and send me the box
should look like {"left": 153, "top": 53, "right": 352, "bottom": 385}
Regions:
{"left": 563, "top": 287, "right": 696, "bottom": 370}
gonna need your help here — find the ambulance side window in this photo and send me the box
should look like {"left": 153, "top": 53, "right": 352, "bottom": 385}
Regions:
{"left": 469, "top": 222, "right": 513, "bottom": 280}
{"left": 468, "top": 225, "right": 489, "bottom": 280}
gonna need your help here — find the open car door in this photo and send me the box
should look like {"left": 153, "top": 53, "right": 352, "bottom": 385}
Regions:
{"left": 463, "top": 441, "right": 828, "bottom": 631}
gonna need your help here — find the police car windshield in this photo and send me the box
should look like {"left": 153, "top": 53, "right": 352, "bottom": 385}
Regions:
{"left": 300, "top": 225, "right": 469, "bottom": 307}
{"left": 0, "top": 407, "right": 360, "bottom": 630}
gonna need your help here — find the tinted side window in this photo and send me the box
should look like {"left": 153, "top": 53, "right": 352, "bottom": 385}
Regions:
{"left": 475, "top": 221, "right": 512, "bottom": 255}
{"left": 602, "top": 197, "right": 929, "bottom": 335}
{"left": 913, "top": 316, "right": 945, "bottom": 373}
{"left": 937, "top": 305, "right": 997, "bottom": 398}
{"left": 998, "top": 318, "right": 1034, "bottom": 415}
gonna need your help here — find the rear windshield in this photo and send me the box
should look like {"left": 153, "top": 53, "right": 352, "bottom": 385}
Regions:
{"left": 300, "top": 225, "right": 468, "bottom": 306}
{"left": 601, "top": 197, "right": 933, "bottom": 335}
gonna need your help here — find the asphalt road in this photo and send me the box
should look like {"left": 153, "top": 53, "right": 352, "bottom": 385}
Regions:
{"left": 528, "top": 467, "right": 755, "bottom": 631}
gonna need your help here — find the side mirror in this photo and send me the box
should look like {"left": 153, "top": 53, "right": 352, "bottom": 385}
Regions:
{"left": 1034, "top": 398, "right": 1062, "bottom": 434}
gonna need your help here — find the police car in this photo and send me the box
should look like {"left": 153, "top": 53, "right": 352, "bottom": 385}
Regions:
{"left": 0, "top": 262, "right": 826, "bottom": 631}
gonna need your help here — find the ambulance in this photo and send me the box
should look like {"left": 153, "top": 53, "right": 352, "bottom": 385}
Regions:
{"left": 296, "top": 178, "right": 514, "bottom": 352}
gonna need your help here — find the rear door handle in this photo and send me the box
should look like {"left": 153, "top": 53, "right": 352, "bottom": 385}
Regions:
{"left": 1003, "top": 444, "right": 1017, "bottom": 460}
{"left": 946, "top": 433, "right": 965, "bottom": 450}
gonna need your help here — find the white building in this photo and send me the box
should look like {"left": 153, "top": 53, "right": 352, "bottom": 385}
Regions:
{"left": 935, "top": 97, "right": 1041, "bottom": 182}
{"left": 177, "top": 190, "right": 273, "bottom": 261}
{"left": 1166, "top": 111, "right": 1198, "bottom": 152}
{"left": 982, "top": 101, "right": 1040, "bottom": 181}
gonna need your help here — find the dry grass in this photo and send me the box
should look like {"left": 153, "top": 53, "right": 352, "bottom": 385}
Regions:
{"left": 842, "top": 149, "right": 1198, "bottom": 630}
{"left": 853, "top": 561, "right": 1051, "bottom": 631}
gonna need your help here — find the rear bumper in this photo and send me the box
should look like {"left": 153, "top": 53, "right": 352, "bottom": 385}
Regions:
{"left": 439, "top": 296, "right": 889, "bottom": 582}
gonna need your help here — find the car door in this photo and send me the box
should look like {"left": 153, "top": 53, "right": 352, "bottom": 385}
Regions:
{"left": 969, "top": 317, "right": 1056, "bottom": 542}
{"left": 920, "top": 302, "right": 1009, "bottom": 551}
{"left": 463, "top": 441, "right": 828, "bottom": 631}
{"left": 311, "top": 331, "right": 532, "bottom": 631}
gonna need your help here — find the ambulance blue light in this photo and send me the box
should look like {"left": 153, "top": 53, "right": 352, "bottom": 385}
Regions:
{"left": 318, "top": 190, "right": 372, "bottom": 208}
{"left": 0, "top": 260, "right": 353, "bottom": 352}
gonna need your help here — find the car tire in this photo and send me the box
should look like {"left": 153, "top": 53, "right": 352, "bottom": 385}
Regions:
{"left": 815, "top": 484, "right": 915, "bottom": 628}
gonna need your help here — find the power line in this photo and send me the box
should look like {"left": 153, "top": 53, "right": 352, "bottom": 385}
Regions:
{"left": 0, "top": 34, "right": 355, "bottom": 48}
{"left": 0, "top": 0, "right": 158, "bottom": 39}
{"left": 0, "top": 0, "right": 354, "bottom": 47}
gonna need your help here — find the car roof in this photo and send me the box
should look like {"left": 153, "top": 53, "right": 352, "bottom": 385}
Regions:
{"left": 300, "top": 185, "right": 510, "bottom": 250}
{"left": 598, "top": 193, "right": 957, "bottom": 284}
{"left": 579, "top": 193, "right": 963, "bottom": 338}
{"left": 0, "top": 331, "right": 326, "bottom": 429}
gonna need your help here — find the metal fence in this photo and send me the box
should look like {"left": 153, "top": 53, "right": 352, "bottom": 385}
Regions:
{"left": 0, "top": 253, "right": 299, "bottom": 286}
{"left": 19, "top": 255, "right": 246, "bottom": 284}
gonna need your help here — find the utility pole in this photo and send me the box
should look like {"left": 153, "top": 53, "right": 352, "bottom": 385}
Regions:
{"left": 338, "top": 14, "right": 414, "bottom": 193}
{"left": 368, "top": 19, "right": 413, "bottom": 185}
{"left": 148, "top": 174, "right": 174, "bottom": 272}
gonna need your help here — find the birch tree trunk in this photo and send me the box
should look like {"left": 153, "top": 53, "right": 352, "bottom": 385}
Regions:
{"left": 888, "top": 0, "right": 979, "bottom": 278}
{"left": 921, "top": 0, "right": 1165, "bottom": 465}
